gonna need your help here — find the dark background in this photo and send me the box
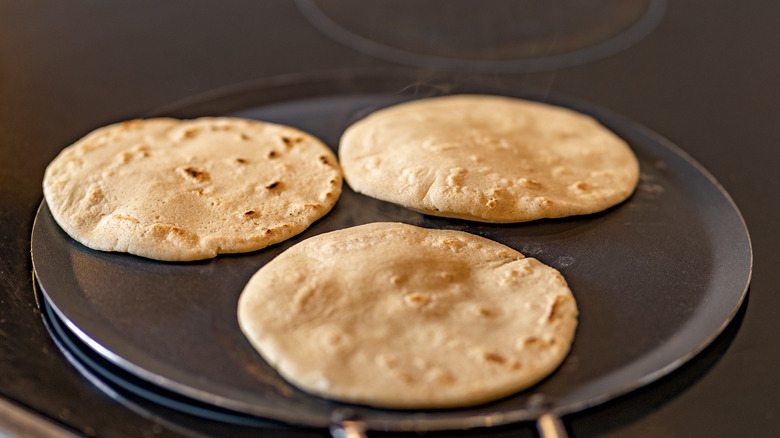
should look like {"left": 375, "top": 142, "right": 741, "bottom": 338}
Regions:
{"left": 1, "top": 1, "right": 778, "bottom": 437}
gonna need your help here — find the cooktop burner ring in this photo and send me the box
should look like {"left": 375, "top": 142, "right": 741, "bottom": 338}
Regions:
{"left": 296, "top": 0, "right": 666, "bottom": 73}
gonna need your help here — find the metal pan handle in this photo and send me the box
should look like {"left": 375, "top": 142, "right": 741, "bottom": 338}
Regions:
{"left": 530, "top": 393, "right": 569, "bottom": 438}
{"left": 536, "top": 411, "right": 569, "bottom": 438}
{"left": 330, "top": 409, "right": 367, "bottom": 438}
{"left": 330, "top": 420, "right": 367, "bottom": 438}
{"left": 329, "top": 415, "right": 567, "bottom": 438}
{"left": 326, "top": 400, "right": 569, "bottom": 438}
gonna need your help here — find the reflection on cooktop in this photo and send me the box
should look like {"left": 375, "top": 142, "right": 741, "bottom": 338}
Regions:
{"left": 296, "top": 0, "right": 665, "bottom": 72}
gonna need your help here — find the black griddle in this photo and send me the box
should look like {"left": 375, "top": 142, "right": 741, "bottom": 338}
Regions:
{"left": 31, "top": 71, "right": 752, "bottom": 435}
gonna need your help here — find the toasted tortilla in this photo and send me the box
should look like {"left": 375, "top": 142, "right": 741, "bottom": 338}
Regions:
{"left": 43, "top": 117, "right": 342, "bottom": 261}
{"left": 339, "top": 94, "right": 639, "bottom": 223}
{"left": 237, "top": 222, "right": 578, "bottom": 409}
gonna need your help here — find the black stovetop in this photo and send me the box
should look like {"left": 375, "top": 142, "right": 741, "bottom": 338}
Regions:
{"left": 2, "top": 2, "right": 778, "bottom": 437}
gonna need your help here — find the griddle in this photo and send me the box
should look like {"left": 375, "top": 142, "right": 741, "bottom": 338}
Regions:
{"left": 31, "top": 71, "right": 752, "bottom": 435}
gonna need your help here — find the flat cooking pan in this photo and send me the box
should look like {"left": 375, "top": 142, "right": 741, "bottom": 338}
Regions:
{"left": 31, "top": 70, "right": 752, "bottom": 435}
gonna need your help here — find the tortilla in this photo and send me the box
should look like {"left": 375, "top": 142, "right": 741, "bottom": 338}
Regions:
{"left": 42, "top": 117, "right": 342, "bottom": 261}
{"left": 339, "top": 94, "right": 639, "bottom": 223}
{"left": 237, "top": 222, "right": 578, "bottom": 409}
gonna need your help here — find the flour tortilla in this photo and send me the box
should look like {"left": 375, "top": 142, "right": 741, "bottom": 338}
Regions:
{"left": 43, "top": 117, "right": 342, "bottom": 261}
{"left": 237, "top": 222, "right": 578, "bottom": 409}
{"left": 339, "top": 94, "right": 639, "bottom": 223}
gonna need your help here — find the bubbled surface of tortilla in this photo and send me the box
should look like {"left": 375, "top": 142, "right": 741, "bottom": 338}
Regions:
{"left": 43, "top": 117, "right": 342, "bottom": 261}
{"left": 237, "top": 222, "right": 578, "bottom": 409}
{"left": 339, "top": 95, "right": 639, "bottom": 223}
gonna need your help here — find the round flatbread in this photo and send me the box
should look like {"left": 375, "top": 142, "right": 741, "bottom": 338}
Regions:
{"left": 339, "top": 94, "right": 639, "bottom": 223}
{"left": 43, "top": 117, "right": 342, "bottom": 261}
{"left": 237, "top": 222, "right": 578, "bottom": 409}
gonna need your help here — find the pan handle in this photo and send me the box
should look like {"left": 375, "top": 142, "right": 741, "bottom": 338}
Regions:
{"left": 326, "top": 405, "right": 568, "bottom": 438}
{"left": 536, "top": 411, "right": 569, "bottom": 438}
{"left": 329, "top": 420, "right": 367, "bottom": 438}
{"left": 330, "top": 409, "right": 367, "bottom": 438}
{"left": 327, "top": 413, "right": 568, "bottom": 438}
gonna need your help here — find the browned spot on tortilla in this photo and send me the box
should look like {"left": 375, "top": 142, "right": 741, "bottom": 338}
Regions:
{"left": 133, "top": 145, "right": 151, "bottom": 157}
{"left": 182, "top": 127, "right": 201, "bottom": 138}
{"left": 404, "top": 293, "right": 431, "bottom": 307}
{"left": 518, "top": 178, "right": 542, "bottom": 189}
{"left": 482, "top": 352, "right": 506, "bottom": 364}
{"left": 148, "top": 223, "right": 197, "bottom": 245}
{"left": 548, "top": 295, "right": 569, "bottom": 322}
{"left": 180, "top": 166, "right": 209, "bottom": 183}
{"left": 281, "top": 136, "right": 304, "bottom": 147}
{"left": 437, "top": 237, "right": 466, "bottom": 251}
{"left": 395, "top": 371, "right": 415, "bottom": 384}
{"left": 426, "top": 367, "right": 456, "bottom": 385}
{"left": 82, "top": 186, "right": 104, "bottom": 206}
{"left": 524, "top": 337, "right": 540, "bottom": 347}
{"left": 476, "top": 307, "right": 492, "bottom": 317}
{"left": 536, "top": 197, "right": 554, "bottom": 206}
{"left": 573, "top": 181, "right": 589, "bottom": 190}
{"left": 523, "top": 337, "right": 555, "bottom": 348}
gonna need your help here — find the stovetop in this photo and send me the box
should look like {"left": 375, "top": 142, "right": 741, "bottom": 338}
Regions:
{"left": 2, "top": 2, "right": 778, "bottom": 437}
